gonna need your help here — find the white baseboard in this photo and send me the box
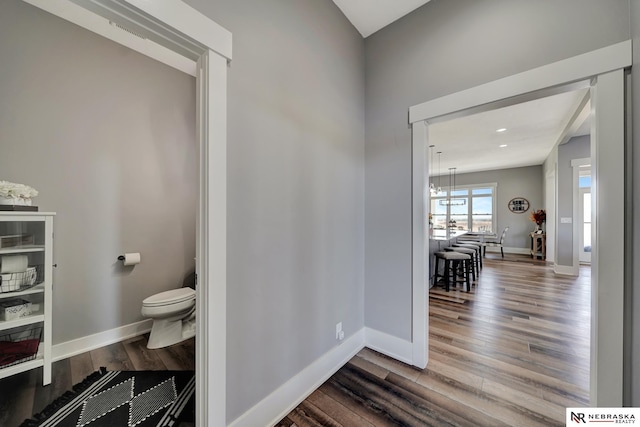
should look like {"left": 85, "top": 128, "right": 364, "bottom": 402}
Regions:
{"left": 554, "top": 263, "right": 579, "bottom": 276}
{"left": 229, "top": 328, "right": 366, "bottom": 427}
{"left": 52, "top": 319, "right": 152, "bottom": 362}
{"left": 485, "top": 246, "right": 530, "bottom": 255}
{"left": 364, "top": 327, "right": 413, "bottom": 366}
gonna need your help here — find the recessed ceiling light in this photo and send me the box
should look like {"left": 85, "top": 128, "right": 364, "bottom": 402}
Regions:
{"left": 499, "top": 144, "right": 508, "bottom": 148}
{"left": 496, "top": 128, "right": 507, "bottom": 133}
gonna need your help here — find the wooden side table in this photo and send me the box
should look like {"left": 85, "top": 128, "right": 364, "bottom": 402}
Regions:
{"left": 530, "top": 232, "right": 546, "bottom": 259}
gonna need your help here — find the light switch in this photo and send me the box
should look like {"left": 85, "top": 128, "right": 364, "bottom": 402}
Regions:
{"left": 560, "top": 217, "right": 572, "bottom": 224}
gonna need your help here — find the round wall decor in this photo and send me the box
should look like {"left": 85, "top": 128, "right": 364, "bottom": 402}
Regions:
{"left": 508, "top": 197, "right": 530, "bottom": 213}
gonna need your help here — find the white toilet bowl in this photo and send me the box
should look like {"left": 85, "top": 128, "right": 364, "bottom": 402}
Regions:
{"left": 142, "top": 287, "right": 196, "bottom": 349}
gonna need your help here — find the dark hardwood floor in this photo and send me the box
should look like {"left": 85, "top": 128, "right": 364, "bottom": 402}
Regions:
{"left": 278, "top": 254, "right": 590, "bottom": 426}
{"left": 0, "top": 335, "right": 194, "bottom": 427}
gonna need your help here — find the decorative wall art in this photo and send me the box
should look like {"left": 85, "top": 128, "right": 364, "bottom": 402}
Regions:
{"left": 508, "top": 197, "right": 530, "bottom": 213}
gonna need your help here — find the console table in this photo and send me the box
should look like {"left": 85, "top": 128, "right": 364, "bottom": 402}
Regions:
{"left": 530, "top": 232, "right": 546, "bottom": 259}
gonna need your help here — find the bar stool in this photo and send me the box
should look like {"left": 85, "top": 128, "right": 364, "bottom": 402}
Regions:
{"left": 433, "top": 251, "right": 472, "bottom": 292}
{"left": 454, "top": 242, "right": 483, "bottom": 269}
{"left": 444, "top": 247, "right": 477, "bottom": 282}
{"left": 457, "top": 239, "right": 486, "bottom": 258}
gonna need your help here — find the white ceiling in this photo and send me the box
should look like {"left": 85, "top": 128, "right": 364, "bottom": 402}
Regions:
{"left": 331, "top": 0, "right": 431, "bottom": 38}
{"left": 428, "top": 88, "right": 591, "bottom": 176}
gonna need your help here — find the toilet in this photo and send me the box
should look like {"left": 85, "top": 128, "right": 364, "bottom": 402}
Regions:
{"left": 141, "top": 287, "right": 196, "bottom": 349}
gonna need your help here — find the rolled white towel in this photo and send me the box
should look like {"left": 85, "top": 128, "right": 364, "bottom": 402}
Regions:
{"left": 0, "top": 255, "right": 28, "bottom": 273}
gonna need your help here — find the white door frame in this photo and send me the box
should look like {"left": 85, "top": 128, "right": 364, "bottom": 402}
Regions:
{"left": 410, "top": 41, "right": 631, "bottom": 406}
{"left": 21, "top": 1, "right": 230, "bottom": 425}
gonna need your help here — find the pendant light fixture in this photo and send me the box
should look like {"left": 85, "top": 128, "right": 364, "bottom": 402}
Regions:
{"left": 439, "top": 167, "right": 466, "bottom": 206}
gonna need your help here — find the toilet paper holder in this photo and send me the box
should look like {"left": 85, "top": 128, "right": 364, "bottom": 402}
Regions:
{"left": 117, "top": 253, "right": 141, "bottom": 266}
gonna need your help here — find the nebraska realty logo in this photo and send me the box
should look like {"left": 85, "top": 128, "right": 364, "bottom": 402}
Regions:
{"left": 567, "top": 408, "right": 639, "bottom": 425}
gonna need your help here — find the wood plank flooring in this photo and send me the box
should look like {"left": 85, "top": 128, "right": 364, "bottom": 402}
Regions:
{"left": 0, "top": 335, "right": 194, "bottom": 427}
{"left": 278, "top": 254, "right": 590, "bottom": 426}
{"left": 0, "top": 254, "right": 589, "bottom": 427}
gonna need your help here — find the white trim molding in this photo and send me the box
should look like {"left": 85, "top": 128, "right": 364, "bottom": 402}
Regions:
{"left": 21, "top": 2, "right": 232, "bottom": 425}
{"left": 411, "top": 121, "right": 429, "bottom": 369}
{"left": 121, "top": 0, "right": 232, "bottom": 60}
{"left": 365, "top": 327, "right": 414, "bottom": 366}
{"left": 52, "top": 320, "right": 152, "bottom": 362}
{"left": 23, "top": 0, "right": 197, "bottom": 76}
{"left": 229, "top": 329, "right": 366, "bottom": 427}
{"left": 554, "top": 264, "right": 579, "bottom": 276}
{"left": 590, "top": 69, "right": 626, "bottom": 406}
{"left": 196, "top": 49, "right": 228, "bottom": 427}
{"left": 409, "top": 40, "right": 631, "bottom": 124}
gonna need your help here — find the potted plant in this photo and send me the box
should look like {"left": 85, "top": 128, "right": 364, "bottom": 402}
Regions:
{"left": 529, "top": 209, "right": 546, "bottom": 232}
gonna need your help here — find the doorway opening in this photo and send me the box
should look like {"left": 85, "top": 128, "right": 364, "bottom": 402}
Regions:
{"left": 410, "top": 40, "right": 631, "bottom": 407}
{"left": 19, "top": 1, "right": 231, "bottom": 425}
{"left": 425, "top": 87, "right": 594, "bottom": 412}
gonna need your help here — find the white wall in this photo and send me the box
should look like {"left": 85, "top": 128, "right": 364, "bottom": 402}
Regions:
{"left": 364, "top": 0, "right": 630, "bottom": 341}
{"left": 182, "top": 0, "right": 366, "bottom": 423}
{"left": 0, "top": 0, "right": 197, "bottom": 344}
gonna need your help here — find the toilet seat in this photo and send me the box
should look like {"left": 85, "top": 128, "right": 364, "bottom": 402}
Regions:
{"left": 143, "top": 288, "right": 195, "bottom": 307}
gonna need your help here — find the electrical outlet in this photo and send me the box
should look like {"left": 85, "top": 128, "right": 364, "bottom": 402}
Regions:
{"left": 336, "top": 322, "right": 342, "bottom": 340}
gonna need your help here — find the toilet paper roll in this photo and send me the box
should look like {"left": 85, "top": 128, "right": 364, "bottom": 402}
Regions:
{"left": 1, "top": 255, "right": 29, "bottom": 273}
{"left": 123, "top": 252, "right": 141, "bottom": 266}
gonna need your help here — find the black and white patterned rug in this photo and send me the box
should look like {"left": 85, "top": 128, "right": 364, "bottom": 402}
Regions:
{"left": 19, "top": 369, "right": 195, "bottom": 427}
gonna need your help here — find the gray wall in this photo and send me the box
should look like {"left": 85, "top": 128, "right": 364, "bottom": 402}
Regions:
{"left": 182, "top": 1, "right": 366, "bottom": 423}
{"left": 0, "top": 1, "right": 197, "bottom": 344}
{"left": 556, "top": 136, "right": 590, "bottom": 267}
{"left": 364, "top": 0, "right": 630, "bottom": 341}
{"left": 3, "top": 1, "right": 366, "bottom": 423}
{"left": 630, "top": 0, "right": 639, "bottom": 407}
{"left": 447, "top": 166, "right": 543, "bottom": 250}
{"left": 6, "top": 0, "right": 638, "bottom": 416}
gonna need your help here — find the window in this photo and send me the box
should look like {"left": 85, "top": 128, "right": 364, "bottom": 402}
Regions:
{"left": 579, "top": 173, "right": 591, "bottom": 188}
{"left": 430, "top": 183, "right": 497, "bottom": 233}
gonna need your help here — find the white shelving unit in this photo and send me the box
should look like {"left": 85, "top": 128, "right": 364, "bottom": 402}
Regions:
{"left": 0, "top": 212, "right": 54, "bottom": 385}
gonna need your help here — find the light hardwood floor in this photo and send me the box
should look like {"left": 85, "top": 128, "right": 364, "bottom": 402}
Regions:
{"left": 278, "top": 254, "right": 590, "bottom": 426}
{"left": 0, "top": 335, "right": 194, "bottom": 427}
